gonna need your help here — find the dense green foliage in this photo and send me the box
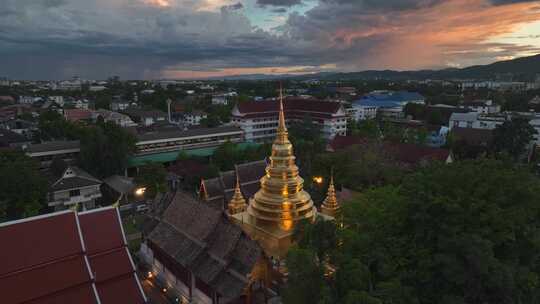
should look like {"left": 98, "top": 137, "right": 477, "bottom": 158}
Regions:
{"left": 78, "top": 121, "right": 136, "bottom": 178}
{"left": 135, "top": 163, "right": 167, "bottom": 197}
{"left": 492, "top": 117, "right": 537, "bottom": 160}
{"left": 0, "top": 151, "right": 47, "bottom": 222}
{"left": 211, "top": 141, "right": 271, "bottom": 171}
{"left": 285, "top": 159, "right": 540, "bottom": 304}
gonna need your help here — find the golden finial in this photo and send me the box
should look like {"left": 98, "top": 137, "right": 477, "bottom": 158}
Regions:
{"left": 228, "top": 173, "right": 247, "bottom": 215}
{"left": 275, "top": 83, "right": 289, "bottom": 144}
{"left": 321, "top": 168, "right": 340, "bottom": 218}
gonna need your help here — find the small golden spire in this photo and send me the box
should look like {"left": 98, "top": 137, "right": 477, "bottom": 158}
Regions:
{"left": 275, "top": 83, "right": 289, "bottom": 144}
{"left": 321, "top": 169, "right": 340, "bottom": 218}
{"left": 229, "top": 174, "right": 247, "bottom": 215}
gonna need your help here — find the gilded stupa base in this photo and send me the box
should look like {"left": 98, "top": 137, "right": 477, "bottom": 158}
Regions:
{"left": 231, "top": 211, "right": 294, "bottom": 260}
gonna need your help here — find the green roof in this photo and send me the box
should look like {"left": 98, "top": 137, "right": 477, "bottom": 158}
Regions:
{"left": 127, "top": 142, "right": 260, "bottom": 167}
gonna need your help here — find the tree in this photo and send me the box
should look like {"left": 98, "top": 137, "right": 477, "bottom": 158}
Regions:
{"left": 0, "top": 151, "right": 47, "bottom": 222}
{"left": 283, "top": 246, "right": 326, "bottom": 304}
{"left": 135, "top": 163, "right": 167, "bottom": 197}
{"left": 492, "top": 117, "right": 537, "bottom": 160}
{"left": 78, "top": 122, "right": 136, "bottom": 178}
{"left": 287, "top": 159, "right": 540, "bottom": 303}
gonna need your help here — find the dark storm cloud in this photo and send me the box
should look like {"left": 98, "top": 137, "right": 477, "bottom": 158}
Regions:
{"left": 221, "top": 2, "right": 244, "bottom": 12}
{"left": 256, "top": 0, "right": 302, "bottom": 7}
{"left": 0, "top": 0, "right": 539, "bottom": 79}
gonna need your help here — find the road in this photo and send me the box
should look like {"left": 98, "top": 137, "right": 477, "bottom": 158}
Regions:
{"left": 141, "top": 277, "right": 173, "bottom": 304}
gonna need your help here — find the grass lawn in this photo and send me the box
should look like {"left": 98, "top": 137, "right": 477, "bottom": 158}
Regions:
{"left": 122, "top": 214, "right": 143, "bottom": 235}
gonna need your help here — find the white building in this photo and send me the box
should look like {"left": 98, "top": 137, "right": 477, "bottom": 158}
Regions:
{"left": 48, "top": 96, "right": 64, "bottom": 106}
{"left": 110, "top": 101, "right": 131, "bottom": 111}
{"left": 460, "top": 100, "right": 500, "bottom": 114}
{"left": 449, "top": 112, "right": 506, "bottom": 130}
{"left": 183, "top": 110, "right": 207, "bottom": 126}
{"left": 93, "top": 109, "right": 137, "bottom": 127}
{"left": 231, "top": 98, "right": 348, "bottom": 142}
{"left": 47, "top": 166, "right": 102, "bottom": 211}
{"left": 18, "top": 96, "right": 37, "bottom": 104}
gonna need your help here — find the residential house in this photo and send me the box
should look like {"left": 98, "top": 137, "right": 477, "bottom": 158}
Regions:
{"left": 0, "top": 207, "right": 147, "bottom": 304}
{"left": 26, "top": 140, "right": 81, "bottom": 168}
{"left": 47, "top": 166, "right": 102, "bottom": 211}
{"left": 111, "top": 100, "right": 131, "bottom": 111}
{"left": 64, "top": 109, "right": 93, "bottom": 122}
{"left": 183, "top": 110, "right": 207, "bottom": 126}
{"left": 124, "top": 109, "right": 168, "bottom": 126}
{"left": 93, "top": 109, "right": 137, "bottom": 127}
{"left": 0, "top": 128, "right": 30, "bottom": 148}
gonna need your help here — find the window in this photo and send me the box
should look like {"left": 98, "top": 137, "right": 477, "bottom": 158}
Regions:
{"left": 69, "top": 189, "right": 81, "bottom": 197}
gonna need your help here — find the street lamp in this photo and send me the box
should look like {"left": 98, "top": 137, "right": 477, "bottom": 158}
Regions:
{"left": 135, "top": 187, "right": 146, "bottom": 196}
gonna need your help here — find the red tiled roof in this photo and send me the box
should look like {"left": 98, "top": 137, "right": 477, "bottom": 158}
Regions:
{"left": 328, "top": 135, "right": 368, "bottom": 151}
{"left": 64, "top": 109, "right": 93, "bottom": 122}
{"left": 0, "top": 208, "right": 147, "bottom": 304}
{"left": 236, "top": 98, "right": 344, "bottom": 116}
{"left": 79, "top": 208, "right": 147, "bottom": 304}
{"left": 328, "top": 135, "right": 450, "bottom": 164}
{"left": 384, "top": 142, "right": 450, "bottom": 164}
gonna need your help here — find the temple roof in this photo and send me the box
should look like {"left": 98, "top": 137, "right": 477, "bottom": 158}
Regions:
{"left": 148, "top": 192, "right": 264, "bottom": 302}
{"left": 0, "top": 208, "right": 146, "bottom": 304}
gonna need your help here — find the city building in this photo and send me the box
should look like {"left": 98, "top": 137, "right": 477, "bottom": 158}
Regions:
{"left": 17, "top": 96, "right": 35, "bottom": 104}
{"left": 48, "top": 96, "right": 64, "bottom": 106}
{"left": 460, "top": 100, "right": 500, "bottom": 114}
{"left": 111, "top": 100, "right": 131, "bottom": 111}
{"left": 47, "top": 166, "right": 102, "bottom": 211}
{"left": 182, "top": 110, "right": 208, "bottom": 126}
{"left": 25, "top": 140, "right": 81, "bottom": 168}
{"left": 93, "top": 109, "right": 137, "bottom": 127}
{"left": 140, "top": 191, "right": 269, "bottom": 304}
{"left": 0, "top": 128, "right": 30, "bottom": 148}
{"left": 351, "top": 91, "right": 425, "bottom": 120}
{"left": 64, "top": 109, "right": 93, "bottom": 122}
{"left": 123, "top": 109, "right": 168, "bottom": 126}
{"left": 449, "top": 112, "right": 506, "bottom": 130}
{"left": 231, "top": 96, "right": 319, "bottom": 259}
{"left": 231, "top": 97, "right": 347, "bottom": 142}
{"left": 0, "top": 207, "right": 147, "bottom": 304}
{"left": 135, "top": 126, "right": 244, "bottom": 155}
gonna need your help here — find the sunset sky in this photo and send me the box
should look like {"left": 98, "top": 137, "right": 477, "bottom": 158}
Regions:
{"left": 1, "top": 0, "right": 539, "bottom": 79}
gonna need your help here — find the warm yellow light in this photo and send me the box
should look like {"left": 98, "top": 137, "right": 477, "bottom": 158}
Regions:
{"left": 147, "top": 272, "right": 153, "bottom": 279}
{"left": 135, "top": 187, "right": 146, "bottom": 196}
{"left": 313, "top": 176, "right": 323, "bottom": 184}
{"left": 162, "top": 288, "right": 167, "bottom": 293}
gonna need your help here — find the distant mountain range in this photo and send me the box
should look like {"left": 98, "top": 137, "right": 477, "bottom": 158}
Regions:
{"left": 210, "top": 54, "right": 540, "bottom": 81}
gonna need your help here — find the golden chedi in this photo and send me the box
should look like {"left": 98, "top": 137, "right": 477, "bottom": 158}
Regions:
{"left": 321, "top": 172, "right": 340, "bottom": 218}
{"left": 232, "top": 90, "right": 317, "bottom": 259}
{"left": 228, "top": 176, "right": 247, "bottom": 215}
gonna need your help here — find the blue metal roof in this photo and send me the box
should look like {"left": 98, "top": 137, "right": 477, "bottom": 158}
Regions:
{"left": 353, "top": 91, "right": 424, "bottom": 108}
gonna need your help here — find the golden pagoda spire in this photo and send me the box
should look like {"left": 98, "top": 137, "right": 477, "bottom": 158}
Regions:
{"left": 275, "top": 84, "right": 289, "bottom": 144}
{"left": 229, "top": 174, "right": 247, "bottom": 215}
{"left": 245, "top": 84, "right": 317, "bottom": 232}
{"left": 321, "top": 169, "right": 340, "bottom": 218}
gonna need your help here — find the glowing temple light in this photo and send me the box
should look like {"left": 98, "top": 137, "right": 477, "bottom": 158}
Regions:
{"left": 135, "top": 187, "right": 146, "bottom": 196}
{"left": 313, "top": 176, "right": 323, "bottom": 184}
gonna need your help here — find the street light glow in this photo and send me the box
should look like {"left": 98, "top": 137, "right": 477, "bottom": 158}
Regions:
{"left": 135, "top": 187, "right": 146, "bottom": 196}
{"left": 313, "top": 176, "right": 323, "bottom": 184}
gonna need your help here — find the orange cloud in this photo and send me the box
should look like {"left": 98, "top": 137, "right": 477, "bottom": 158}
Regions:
{"left": 333, "top": 0, "right": 540, "bottom": 70}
